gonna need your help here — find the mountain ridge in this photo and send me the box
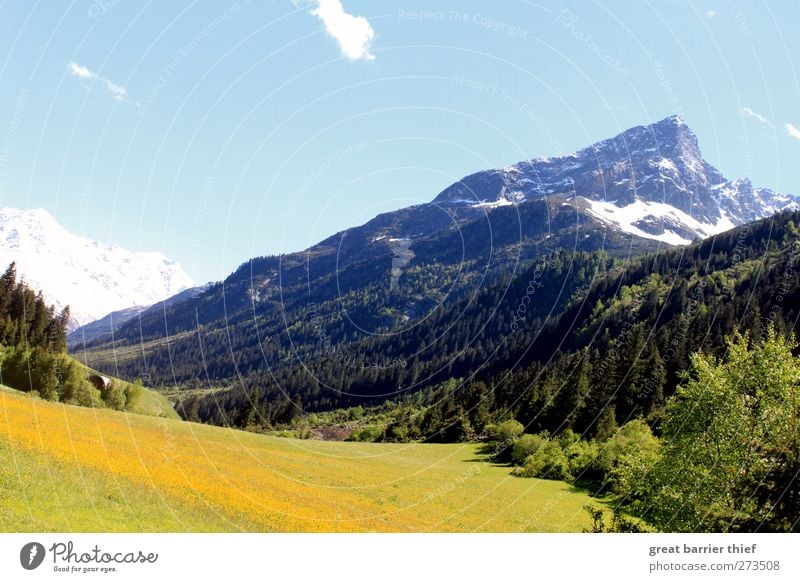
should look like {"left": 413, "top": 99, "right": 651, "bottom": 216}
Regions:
{"left": 434, "top": 115, "right": 796, "bottom": 242}
{"left": 76, "top": 116, "right": 797, "bottom": 410}
{"left": 0, "top": 207, "right": 195, "bottom": 328}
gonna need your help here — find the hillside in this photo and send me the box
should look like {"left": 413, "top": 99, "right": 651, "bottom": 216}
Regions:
{"left": 0, "top": 387, "right": 603, "bottom": 532}
{"left": 121, "top": 209, "right": 800, "bottom": 432}
{"left": 76, "top": 117, "right": 798, "bottom": 427}
{"left": 72, "top": 360, "right": 179, "bottom": 420}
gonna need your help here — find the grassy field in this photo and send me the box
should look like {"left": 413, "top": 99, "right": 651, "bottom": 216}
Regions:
{"left": 0, "top": 387, "right": 607, "bottom": 532}
{"left": 70, "top": 359, "right": 179, "bottom": 420}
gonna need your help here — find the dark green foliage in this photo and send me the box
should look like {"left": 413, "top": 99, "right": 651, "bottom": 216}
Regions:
{"left": 82, "top": 211, "right": 800, "bottom": 453}
{"left": 0, "top": 262, "right": 107, "bottom": 409}
{"left": 582, "top": 505, "right": 647, "bottom": 533}
{"left": 1, "top": 347, "right": 100, "bottom": 405}
{"left": 0, "top": 263, "right": 68, "bottom": 351}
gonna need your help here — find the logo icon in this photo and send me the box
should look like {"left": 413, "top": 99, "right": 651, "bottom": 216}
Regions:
{"left": 20, "top": 542, "right": 46, "bottom": 570}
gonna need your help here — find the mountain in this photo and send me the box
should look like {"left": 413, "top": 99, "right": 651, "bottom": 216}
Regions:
{"left": 173, "top": 209, "right": 800, "bottom": 429}
{"left": 68, "top": 283, "right": 212, "bottom": 347}
{"left": 434, "top": 115, "right": 796, "bottom": 243}
{"left": 0, "top": 207, "right": 195, "bottom": 328}
{"left": 76, "top": 116, "right": 797, "bottom": 417}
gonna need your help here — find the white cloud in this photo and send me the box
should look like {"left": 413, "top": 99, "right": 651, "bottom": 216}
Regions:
{"left": 786, "top": 123, "right": 800, "bottom": 140}
{"left": 67, "top": 61, "right": 129, "bottom": 102}
{"left": 67, "top": 62, "right": 95, "bottom": 80}
{"left": 103, "top": 79, "right": 128, "bottom": 101}
{"left": 308, "top": 0, "right": 375, "bottom": 61}
{"left": 706, "top": 10, "right": 717, "bottom": 18}
{"left": 742, "top": 106, "right": 773, "bottom": 128}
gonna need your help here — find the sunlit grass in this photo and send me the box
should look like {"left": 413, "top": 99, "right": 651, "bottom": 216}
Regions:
{"left": 1, "top": 387, "right": 604, "bottom": 532}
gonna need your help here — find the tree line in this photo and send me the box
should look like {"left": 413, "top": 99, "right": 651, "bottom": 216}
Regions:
{"left": 0, "top": 262, "right": 138, "bottom": 410}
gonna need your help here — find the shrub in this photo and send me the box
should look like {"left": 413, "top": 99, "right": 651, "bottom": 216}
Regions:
{"left": 58, "top": 357, "right": 88, "bottom": 402}
{"left": 73, "top": 381, "right": 102, "bottom": 408}
{"left": 486, "top": 420, "right": 525, "bottom": 460}
{"left": 563, "top": 437, "right": 599, "bottom": 480}
{"left": 102, "top": 380, "right": 127, "bottom": 411}
{"left": 33, "top": 349, "right": 61, "bottom": 400}
{"left": 594, "top": 419, "right": 659, "bottom": 494}
{"left": 1, "top": 347, "right": 30, "bottom": 391}
{"left": 490, "top": 420, "right": 524, "bottom": 444}
{"left": 511, "top": 433, "right": 549, "bottom": 466}
{"left": 124, "top": 380, "right": 145, "bottom": 410}
{"left": 346, "top": 425, "right": 385, "bottom": 442}
{"left": 513, "top": 440, "right": 570, "bottom": 480}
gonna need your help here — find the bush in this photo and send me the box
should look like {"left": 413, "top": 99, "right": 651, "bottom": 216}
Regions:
{"left": 58, "top": 357, "right": 87, "bottom": 401}
{"left": 513, "top": 440, "right": 570, "bottom": 480}
{"left": 1, "top": 347, "right": 31, "bottom": 391}
{"left": 563, "top": 437, "right": 599, "bottom": 480}
{"left": 346, "top": 424, "right": 385, "bottom": 442}
{"left": 511, "top": 433, "right": 549, "bottom": 466}
{"left": 102, "top": 380, "right": 127, "bottom": 411}
{"left": 73, "top": 381, "right": 102, "bottom": 408}
{"left": 124, "top": 380, "right": 144, "bottom": 410}
{"left": 594, "top": 419, "right": 659, "bottom": 494}
{"left": 490, "top": 420, "right": 524, "bottom": 444}
{"left": 486, "top": 420, "right": 525, "bottom": 460}
{"left": 28, "top": 349, "right": 58, "bottom": 400}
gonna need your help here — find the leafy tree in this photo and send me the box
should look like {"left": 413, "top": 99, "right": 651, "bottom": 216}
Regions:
{"left": 594, "top": 419, "right": 660, "bottom": 495}
{"left": 635, "top": 329, "right": 800, "bottom": 532}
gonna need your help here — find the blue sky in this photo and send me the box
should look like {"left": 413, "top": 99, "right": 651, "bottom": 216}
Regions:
{"left": 0, "top": 0, "right": 798, "bottom": 283}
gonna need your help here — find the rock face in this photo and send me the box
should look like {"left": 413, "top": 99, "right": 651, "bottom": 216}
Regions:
{"left": 434, "top": 115, "right": 797, "bottom": 243}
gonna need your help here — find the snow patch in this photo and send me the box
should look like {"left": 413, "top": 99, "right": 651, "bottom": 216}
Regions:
{"left": 472, "top": 198, "right": 515, "bottom": 209}
{"left": 582, "top": 198, "right": 739, "bottom": 246}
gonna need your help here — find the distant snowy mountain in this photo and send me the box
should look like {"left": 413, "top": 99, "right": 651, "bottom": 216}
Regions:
{"left": 434, "top": 115, "right": 798, "bottom": 244}
{"left": 0, "top": 207, "right": 194, "bottom": 328}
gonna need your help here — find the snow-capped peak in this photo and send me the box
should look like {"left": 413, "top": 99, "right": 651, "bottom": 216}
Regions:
{"left": 431, "top": 115, "right": 797, "bottom": 246}
{"left": 0, "top": 207, "right": 195, "bottom": 328}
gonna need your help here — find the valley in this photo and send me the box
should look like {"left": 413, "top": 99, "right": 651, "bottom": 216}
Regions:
{"left": 4, "top": 116, "right": 800, "bottom": 535}
{"left": 0, "top": 387, "right": 602, "bottom": 532}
